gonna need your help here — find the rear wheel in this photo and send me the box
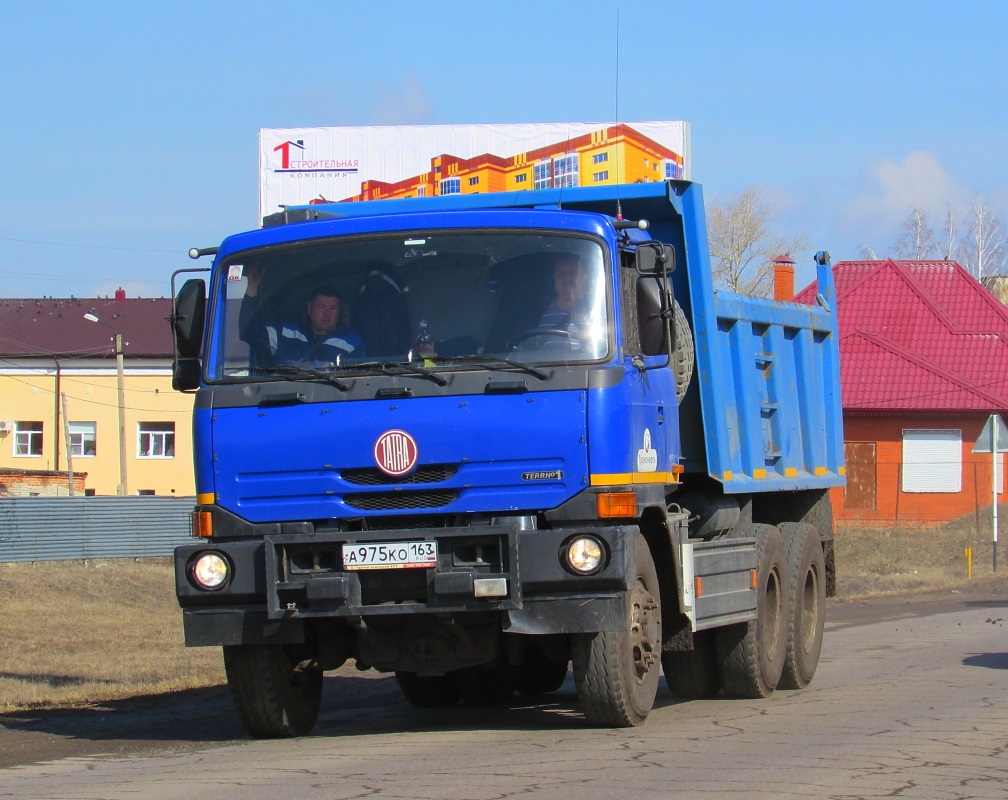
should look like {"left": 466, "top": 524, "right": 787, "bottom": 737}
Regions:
{"left": 514, "top": 650, "right": 569, "bottom": 696}
{"left": 394, "top": 672, "right": 461, "bottom": 708}
{"left": 452, "top": 662, "right": 515, "bottom": 706}
{"left": 778, "top": 522, "right": 826, "bottom": 689}
{"left": 573, "top": 532, "right": 662, "bottom": 726}
{"left": 662, "top": 629, "right": 721, "bottom": 699}
{"left": 222, "top": 644, "right": 323, "bottom": 738}
{"left": 717, "top": 524, "right": 788, "bottom": 699}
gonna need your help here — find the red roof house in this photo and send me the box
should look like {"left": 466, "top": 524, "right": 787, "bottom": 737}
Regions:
{"left": 795, "top": 259, "right": 1008, "bottom": 524}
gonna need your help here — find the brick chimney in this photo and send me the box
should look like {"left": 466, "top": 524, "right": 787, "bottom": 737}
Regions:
{"left": 114, "top": 287, "right": 126, "bottom": 301}
{"left": 772, "top": 254, "right": 795, "bottom": 301}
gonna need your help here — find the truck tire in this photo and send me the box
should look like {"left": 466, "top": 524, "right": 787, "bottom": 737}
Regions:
{"left": 222, "top": 644, "right": 323, "bottom": 738}
{"left": 394, "top": 671, "right": 461, "bottom": 708}
{"left": 514, "top": 651, "right": 569, "bottom": 696}
{"left": 672, "top": 299, "right": 694, "bottom": 403}
{"left": 452, "top": 663, "right": 515, "bottom": 705}
{"left": 716, "top": 524, "right": 788, "bottom": 699}
{"left": 778, "top": 522, "right": 826, "bottom": 689}
{"left": 572, "top": 532, "right": 662, "bottom": 726}
{"left": 662, "top": 629, "right": 721, "bottom": 699}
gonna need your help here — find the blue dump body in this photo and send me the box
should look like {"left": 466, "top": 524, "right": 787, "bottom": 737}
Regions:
{"left": 173, "top": 179, "right": 845, "bottom": 736}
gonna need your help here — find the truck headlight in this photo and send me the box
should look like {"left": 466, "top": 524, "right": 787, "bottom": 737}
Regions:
{"left": 565, "top": 536, "right": 605, "bottom": 575}
{"left": 190, "top": 551, "right": 231, "bottom": 590}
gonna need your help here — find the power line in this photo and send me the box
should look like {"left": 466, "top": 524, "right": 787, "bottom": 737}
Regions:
{"left": 0, "top": 234, "right": 179, "bottom": 255}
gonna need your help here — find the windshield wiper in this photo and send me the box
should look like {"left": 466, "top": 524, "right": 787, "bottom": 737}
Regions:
{"left": 254, "top": 365, "right": 351, "bottom": 392}
{"left": 351, "top": 360, "right": 449, "bottom": 387}
{"left": 434, "top": 354, "right": 549, "bottom": 380}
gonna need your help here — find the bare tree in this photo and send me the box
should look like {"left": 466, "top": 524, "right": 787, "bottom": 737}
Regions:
{"left": 707, "top": 187, "right": 807, "bottom": 297}
{"left": 939, "top": 205, "right": 957, "bottom": 260}
{"left": 893, "top": 207, "right": 938, "bottom": 259}
{"left": 958, "top": 196, "right": 1007, "bottom": 280}
{"left": 859, "top": 244, "right": 879, "bottom": 260}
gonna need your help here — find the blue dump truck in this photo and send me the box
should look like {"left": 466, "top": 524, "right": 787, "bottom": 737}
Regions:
{"left": 171, "top": 180, "right": 844, "bottom": 738}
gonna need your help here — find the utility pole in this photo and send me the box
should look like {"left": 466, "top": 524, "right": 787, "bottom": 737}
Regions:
{"left": 84, "top": 313, "right": 129, "bottom": 496}
{"left": 61, "top": 392, "right": 74, "bottom": 496}
{"left": 115, "top": 332, "right": 128, "bottom": 496}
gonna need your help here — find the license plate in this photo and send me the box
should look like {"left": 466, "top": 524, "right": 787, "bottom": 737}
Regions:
{"left": 343, "top": 540, "right": 437, "bottom": 570}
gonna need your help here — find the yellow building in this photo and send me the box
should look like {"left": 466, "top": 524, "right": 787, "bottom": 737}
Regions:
{"left": 338, "top": 124, "right": 687, "bottom": 203}
{"left": 0, "top": 296, "right": 195, "bottom": 497}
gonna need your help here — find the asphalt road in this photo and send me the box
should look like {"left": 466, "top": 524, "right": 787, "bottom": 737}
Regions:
{"left": 1, "top": 583, "right": 1006, "bottom": 800}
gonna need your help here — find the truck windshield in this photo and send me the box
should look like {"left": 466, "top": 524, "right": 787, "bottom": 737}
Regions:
{"left": 210, "top": 230, "right": 609, "bottom": 380}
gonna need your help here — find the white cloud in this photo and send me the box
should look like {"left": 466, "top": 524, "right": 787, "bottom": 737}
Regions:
{"left": 284, "top": 72, "right": 436, "bottom": 127}
{"left": 370, "top": 74, "right": 436, "bottom": 126}
{"left": 840, "top": 150, "right": 972, "bottom": 244}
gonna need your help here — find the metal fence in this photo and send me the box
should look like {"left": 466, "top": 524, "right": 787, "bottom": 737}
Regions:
{"left": 0, "top": 496, "right": 195, "bottom": 562}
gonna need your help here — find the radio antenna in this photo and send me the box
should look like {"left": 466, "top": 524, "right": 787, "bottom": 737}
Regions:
{"left": 615, "top": 9, "right": 623, "bottom": 221}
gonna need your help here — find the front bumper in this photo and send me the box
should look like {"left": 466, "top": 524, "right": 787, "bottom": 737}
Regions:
{"left": 175, "top": 523, "right": 636, "bottom": 646}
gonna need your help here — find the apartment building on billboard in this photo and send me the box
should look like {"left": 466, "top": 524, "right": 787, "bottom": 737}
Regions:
{"left": 0, "top": 293, "right": 195, "bottom": 497}
{"left": 335, "top": 124, "right": 687, "bottom": 203}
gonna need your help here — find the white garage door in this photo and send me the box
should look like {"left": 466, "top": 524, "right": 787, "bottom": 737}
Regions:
{"left": 902, "top": 429, "right": 962, "bottom": 493}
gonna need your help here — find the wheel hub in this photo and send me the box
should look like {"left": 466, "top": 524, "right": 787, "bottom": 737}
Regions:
{"left": 630, "top": 579, "right": 661, "bottom": 679}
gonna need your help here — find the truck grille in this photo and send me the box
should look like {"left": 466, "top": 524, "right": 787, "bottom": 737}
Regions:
{"left": 341, "top": 464, "right": 458, "bottom": 486}
{"left": 343, "top": 489, "right": 460, "bottom": 510}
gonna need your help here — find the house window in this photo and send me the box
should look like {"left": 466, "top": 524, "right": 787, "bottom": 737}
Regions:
{"left": 664, "top": 160, "right": 683, "bottom": 180}
{"left": 439, "top": 177, "right": 460, "bottom": 195}
{"left": 14, "top": 421, "right": 43, "bottom": 457}
{"left": 514, "top": 173, "right": 527, "bottom": 184}
{"left": 468, "top": 176, "right": 479, "bottom": 186}
{"left": 902, "top": 429, "right": 961, "bottom": 493}
{"left": 533, "top": 160, "right": 551, "bottom": 190}
{"left": 416, "top": 185, "right": 427, "bottom": 197}
{"left": 593, "top": 171, "right": 609, "bottom": 182}
{"left": 137, "top": 489, "right": 156, "bottom": 496}
{"left": 592, "top": 152, "right": 608, "bottom": 164}
{"left": 553, "top": 153, "right": 579, "bottom": 188}
{"left": 138, "top": 422, "right": 175, "bottom": 459}
{"left": 69, "top": 421, "right": 97, "bottom": 457}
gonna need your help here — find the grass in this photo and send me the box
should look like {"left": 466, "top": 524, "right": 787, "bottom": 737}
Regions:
{"left": 1, "top": 512, "right": 1004, "bottom": 712}
{"left": 0, "top": 558, "right": 224, "bottom": 712}
{"left": 833, "top": 510, "right": 1003, "bottom": 597}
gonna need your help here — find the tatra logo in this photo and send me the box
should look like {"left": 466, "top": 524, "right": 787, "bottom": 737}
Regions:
{"left": 273, "top": 139, "right": 359, "bottom": 175}
{"left": 374, "top": 430, "right": 419, "bottom": 476}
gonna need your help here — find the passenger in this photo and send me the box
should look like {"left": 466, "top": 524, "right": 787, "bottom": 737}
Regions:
{"left": 239, "top": 266, "right": 364, "bottom": 366}
{"left": 539, "top": 253, "right": 590, "bottom": 333}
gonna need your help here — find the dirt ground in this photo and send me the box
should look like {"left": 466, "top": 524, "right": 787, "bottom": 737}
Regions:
{"left": 1, "top": 578, "right": 1004, "bottom": 770}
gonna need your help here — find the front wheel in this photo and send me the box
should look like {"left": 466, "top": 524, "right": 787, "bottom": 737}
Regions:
{"left": 573, "top": 532, "right": 662, "bottom": 726}
{"left": 223, "top": 644, "right": 323, "bottom": 738}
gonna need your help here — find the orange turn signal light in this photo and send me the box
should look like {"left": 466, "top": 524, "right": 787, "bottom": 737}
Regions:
{"left": 597, "top": 491, "right": 636, "bottom": 518}
{"left": 192, "top": 510, "right": 213, "bottom": 539}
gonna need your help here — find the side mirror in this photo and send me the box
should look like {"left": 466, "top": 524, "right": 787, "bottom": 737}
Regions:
{"left": 635, "top": 243, "right": 675, "bottom": 275}
{"left": 172, "top": 278, "right": 206, "bottom": 392}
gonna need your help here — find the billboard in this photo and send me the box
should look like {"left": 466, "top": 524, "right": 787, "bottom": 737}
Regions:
{"left": 259, "top": 121, "right": 691, "bottom": 220}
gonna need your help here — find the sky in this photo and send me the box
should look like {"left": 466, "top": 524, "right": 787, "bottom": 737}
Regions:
{"left": 2, "top": 0, "right": 1006, "bottom": 298}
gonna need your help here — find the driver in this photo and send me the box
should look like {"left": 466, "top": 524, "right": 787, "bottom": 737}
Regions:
{"left": 239, "top": 266, "right": 364, "bottom": 366}
{"left": 539, "top": 253, "right": 589, "bottom": 331}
